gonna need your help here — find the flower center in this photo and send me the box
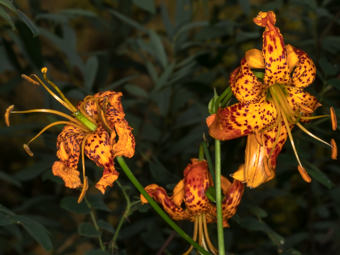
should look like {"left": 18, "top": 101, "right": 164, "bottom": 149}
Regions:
{"left": 267, "top": 84, "right": 336, "bottom": 182}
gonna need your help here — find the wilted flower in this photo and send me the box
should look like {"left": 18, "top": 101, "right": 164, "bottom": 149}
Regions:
{"left": 140, "top": 159, "right": 244, "bottom": 254}
{"left": 5, "top": 68, "right": 135, "bottom": 202}
{"left": 207, "top": 11, "right": 337, "bottom": 187}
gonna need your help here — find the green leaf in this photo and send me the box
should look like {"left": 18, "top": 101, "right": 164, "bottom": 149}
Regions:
{"left": 328, "top": 78, "right": 340, "bottom": 90}
{"left": 85, "top": 250, "right": 110, "bottom": 255}
{"left": 155, "top": 63, "right": 174, "bottom": 89}
{"left": 125, "top": 84, "right": 148, "bottom": 98}
{"left": 98, "top": 220, "right": 115, "bottom": 233}
{"left": 15, "top": 215, "right": 53, "bottom": 250}
{"left": 132, "top": 0, "right": 155, "bottom": 14}
{"left": 84, "top": 55, "right": 98, "bottom": 91}
{"left": 59, "top": 9, "right": 97, "bottom": 18}
{"left": 109, "top": 10, "right": 147, "bottom": 32}
{"left": 60, "top": 196, "right": 90, "bottom": 214}
{"left": 0, "top": 0, "right": 16, "bottom": 13}
{"left": 87, "top": 195, "right": 111, "bottom": 212}
{"left": 148, "top": 159, "right": 177, "bottom": 185}
{"left": 16, "top": 10, "right": 40, "bottom": 37}
{"left": 148, "top": 31, "right": 167, "bottom": 69}
{"left": 306, "top": 163, "right": 334, "bottom": 189}
{"left": 13, "top": 161, "right": 50, "bottom": 181}
{"left": 0, "top": 213, "right": 14, "bottom": 226}
{"left": 0, "top": 171, "right": 21, "bottom": 187}
{"left": 0, "top": 6, "right": 15, "bottom": 30}
{"left": 205, "top": 187, "right": 216, "bottom": 203}
{"left": 78, "top": 222, "right": 100, "bottom": 238}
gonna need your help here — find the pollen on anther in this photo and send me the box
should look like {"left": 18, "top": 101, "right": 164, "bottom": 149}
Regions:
{"left": 330, "top": 107, "right": 337, "bottom": 131}
{"left": 5, "top": 105, "right": 14, "bottom": 127}
{"left": 23, "top": 144, "right": 34, "bottom": 157}
{"left": 331, "top": 139, "right": 337, "bottom": 160}
{"left": 297, "top": 165, "right": 311, "bottom": 183}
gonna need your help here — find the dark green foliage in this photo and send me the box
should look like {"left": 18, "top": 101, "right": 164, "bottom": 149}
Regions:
{"left": 0, "top": 0, "right": 339, "bottom": 254}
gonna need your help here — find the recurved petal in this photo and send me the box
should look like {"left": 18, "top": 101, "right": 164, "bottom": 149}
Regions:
{"left": 172, "top": 179, "right": 185, "bottom": 207}
{"left": 95, "top": 91, "right": 125, "bottom": 129}
{"left": 231, "top": 58, "right": 265, "bottom": 103}
{"left": 141, "top": 184, "right": 190, "bottom": 221}
{"left": 291, "top": 47, "right": 316, "bottom": 88}
{"left": 286, "top": 86, "right": 320, "bottom": 116}
{"left": 84, "top": 126, "right": 117, "bottom": 194}
{"left": 56, "top": 125, "right": 85, "bottom": 169}
{"left": 254, "top": 11, "right": 290, "bottom": 86}
{"left": 183, "top": 159, "right": 212, "bottom": 213}
{"left": 207, "top": 98, "right": 278, "bottom": 140}
{"left": 286, "top": 44, "right": 299, "bottom": 73}
{"left": 245, "top": 49, "right": 265, "bottom": 69}
{"left": 231, "top": 126, "right": 288, "bottom": 188}
{"left": 52, "top": 161, "right": 82, "bottom": 189}
{"left": 112, "top": 120, "right": 135, "bottom": 158}
{"left": 221, "top": 180, "right": 244, "bottom": 227}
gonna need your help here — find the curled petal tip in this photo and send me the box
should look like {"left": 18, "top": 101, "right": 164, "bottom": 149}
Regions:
{"left": 297, "top": 166, "right": 311, "bottom": 183}
{"left": 253, "top": 11, "right": 276, "bottom": 27}
{"left": 245, "top": 49, "right": 265, "bottom": 69}
{"left": 23, "top": 144, "right": 34, "bottom": 157}
{"left": 4, "top": 105, "right": 14, "bottom": 127}
{"left": 206, "top": 114, "right": 216, "bottom": 127}
{"left": 331, "top": 139, "right": 337, "bottom": 160}
{"left": 21, "top": 74, "right": 39, "bottom": 86}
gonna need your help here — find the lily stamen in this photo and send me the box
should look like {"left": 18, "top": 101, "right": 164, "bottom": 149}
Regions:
{"left": 331, "top": 139, "right": 337, "bottom": 160}
{"left": 202, "top": 214, "right": 218, "bottom": 254}
{"left": 22, "top": 121, "right": 83, "bottom": 157}
{"left": 183, "top": 217, "right": 198, "bottom": 255}
{"left": 296, "top": 122, "right": 332, "bottom": 148}
{"left": 78, "top": 134, "right": 92, "bottom": 203}
{"left": 330, "top": 107, "right": 337, "bottom": 131}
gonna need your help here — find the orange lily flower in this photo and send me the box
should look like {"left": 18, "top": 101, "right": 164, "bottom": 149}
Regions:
{"left": 5, "top": 68, "right": 135, "bottom": 202}
{"left": 140, "top": 159, "right": 244, "bottom": 255}
{"left": 207, "top": 11, "right": 337, "bottom": 187}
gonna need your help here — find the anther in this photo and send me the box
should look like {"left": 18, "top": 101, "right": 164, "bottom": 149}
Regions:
{"left": 21, "top": 74, "right": 39, "bottom": 86}
{"left": 23, "top": 144, "right": 34, "bottom": 157}
{"left": 331, "top": 139, "right": 337, "bottom": 160}
{"left": 297, "top": 165, "right": 311, "bottom": 183}
{"left": 4, "top": 105, "right": 14, "bottom": 127}
{"left": 41, "top": 67, "right": 48, "bottom": 74}
{"left": 330, "top": 107, "right": 337, "bottom": 131}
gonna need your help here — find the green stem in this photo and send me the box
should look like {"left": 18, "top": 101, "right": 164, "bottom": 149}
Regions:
{"left": 116, "top": 156, "right": 211, "bottom": 255}
{"left": 202, "top": 140, "right": 215, "bottom": 185}
{"left": 84, "top": 196, "right": 105, "bottom": 251}
{"left": 214, "top": 139, "right": 225, "bottom": 255}
{"left": 111, "top": 180, "right": 132, "bottom": 251}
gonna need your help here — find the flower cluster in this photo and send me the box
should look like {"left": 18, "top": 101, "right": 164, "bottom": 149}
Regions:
{"left": 207, "top": 11, "right": 337, "bottom": 187}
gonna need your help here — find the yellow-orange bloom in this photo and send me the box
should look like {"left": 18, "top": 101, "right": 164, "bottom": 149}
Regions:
{"left": 207, "top": 11, "right": 336, "bottom": 187}
{"left": 5, "top": 68, "right": 135, "bottom": 202}
{"left": 140, "top": 159, "right": 244, "bottom": 254}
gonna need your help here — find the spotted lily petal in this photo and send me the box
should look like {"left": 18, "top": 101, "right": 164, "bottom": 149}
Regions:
{"left": 207, "top": 98, "right": 278, "bottom": 140}
{"left": 141, "top": 184, "right": 190, "bottom": 221}
{"left": 254, "top": 11, "right": 290, "bottom": 86}
{"left": 183, "top": 159, "right": 214, "bottom": 214}
{"left": 221, "top": 180, "right": 244, "bottom": 227}
{"left": 52, "top": 125, "right": 85, "bottom": 188}
{"left": 291, "top": 47, "right": 317, "bottom": 88}
{"left": 231, "top": 58, "right": 265, "bottom": 103}
{"left": 84, "top": 126, "right": 118, "bottom": 194}
{"left": 286, "top": 86, "right": 320, "bottom": 116}
{"left": 112, "top": 120, "right": 135, "bottom": 158}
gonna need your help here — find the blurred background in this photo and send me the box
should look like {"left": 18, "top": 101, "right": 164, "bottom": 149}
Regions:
{"left": 0, "top": 0, "right": 339, "bottom": 254}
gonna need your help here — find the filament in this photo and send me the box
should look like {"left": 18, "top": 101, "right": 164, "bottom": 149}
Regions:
{"left": 78, "top": 134, "right": 91, "bottom": 203}
{"left": 11, "top": 109, "right": 87, "bottom": 130}
{"left": 296, "top": 122, "right": 332, "bottom": 148}
{"left": 29, "top": 74, "right": 76, "bottom": 113}
{"left": 202, "top": 214, "right": 218, "bottom": 255}
{"left": 182, "top": 217, "right": 198, "bottom": 255}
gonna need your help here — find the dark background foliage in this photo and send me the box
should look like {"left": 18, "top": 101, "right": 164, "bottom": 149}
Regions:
{"left": 0, "top": 0, "right": 339, "bottom": 254}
